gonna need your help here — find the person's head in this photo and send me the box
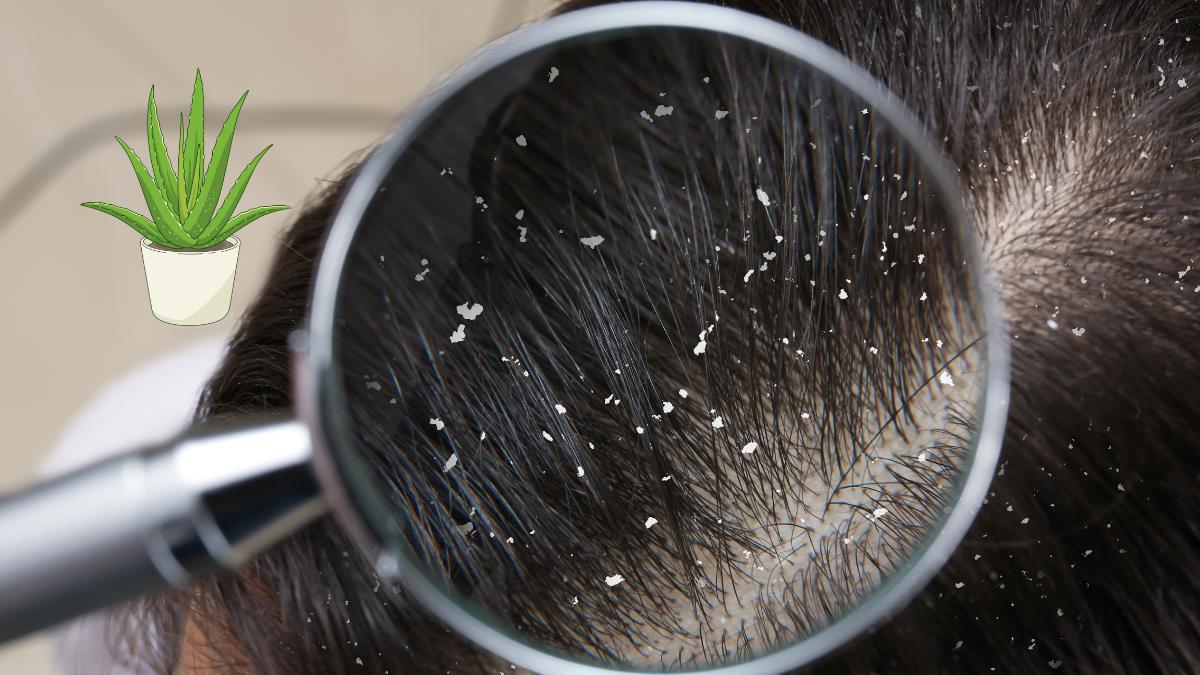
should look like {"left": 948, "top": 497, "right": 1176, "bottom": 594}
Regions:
{"left": 126, "top": 1, "right": 1200, "bottom": 673}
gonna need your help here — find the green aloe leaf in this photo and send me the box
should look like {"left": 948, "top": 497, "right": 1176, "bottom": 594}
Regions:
{"left": 181, "top": 69, "right": 205, "bottom": 212}
{"left": 194, "top": 144, "right": 272, "bottom": 244}
{"left": 199, "top": 204, "right": 289, "bottom": 248}
{"left": 146, "top": 86, "right": 179, "bottom": 217}
{"left": 181, "top": 90, "right": 249, "bottom": 239}
{"left": 80, "top": 201, "right": 165, "bottom": 243}
{"left": 177, "top": 112, "right": 187, "bottom": 219}
{"left": 114, "top": 136, "right": 195, "bottom": 248}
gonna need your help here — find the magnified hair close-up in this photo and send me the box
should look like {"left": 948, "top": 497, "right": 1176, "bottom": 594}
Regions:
{"left": 0, "top": 1, "right": 1198, "bottom": 674}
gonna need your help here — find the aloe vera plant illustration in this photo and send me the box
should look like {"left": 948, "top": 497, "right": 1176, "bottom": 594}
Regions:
{"left": 81, "top": 69, "right": 289, "bottom": 249}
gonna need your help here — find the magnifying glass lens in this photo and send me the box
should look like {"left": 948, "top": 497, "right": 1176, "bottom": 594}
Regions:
{"left": 324, "top": 22, "right": 993, "bottom": 671}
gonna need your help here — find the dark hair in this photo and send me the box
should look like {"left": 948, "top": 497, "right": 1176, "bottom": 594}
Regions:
{"left": 121, "top": 1, "right": 1200, "bottom": 673}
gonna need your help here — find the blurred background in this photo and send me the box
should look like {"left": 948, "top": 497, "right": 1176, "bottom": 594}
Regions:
{"left": 0, "top": 0, "right": 557, "bottom": 671}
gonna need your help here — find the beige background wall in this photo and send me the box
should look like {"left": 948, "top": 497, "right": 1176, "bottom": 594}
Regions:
{"left": 0, "top": 1, "right": 556, "bottom": 671}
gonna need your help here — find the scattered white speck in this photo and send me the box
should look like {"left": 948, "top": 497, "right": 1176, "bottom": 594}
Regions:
{"left": 919, "top": 291, "right": 928, "bottom": 301}
{"left": 429, "top": 418, "right": 445, "bottom": 431}
{"left": 456, "top": 302, "right": 483, "bottom": 321}
{"left": 555, "top": 404, "right": 567, "bottom": 414}
{"left": 755, "top": 187, "right": 771, "bottom": 206}
{"left": 636, "top": 426, "right": 645, "bottom": 435}
{"left": 715, "top": 109, "right": 729, "bottom": 119}
{"left": 649, "top": 227, "right": 657, "bottom": 240}
{"left": 662, "top": 401, "right": 674, "bottom": 413}
{"left": 1072, "top": 326, "right": 1086, "bottom": 337}
{"left": 917, "top": 253, "right": 926, "bottom": 264}
{"left": 450, "top": 324, "right": 466, "bottom": 343}
{"left": 741, "top": 441, "right": 758, "bottom": 454}
{"left": 605, "top": 574, "right": 625, "bottom": 587}
{"left": 872, "top": 507, "right": 889, "bottom": 519}
{"left": 518, "top": 226, "right": 528, "bottom": 242}
{"left": 900, "top": 190, "right": 908, "bottom": 201}
{"left": 542, "top": 430, "right": 554, "bottom": 441}
{"left": 356, "top": 658, "right": 364, "bottom": 666}
{"left": 548, "top": 66, "right": 559, "bottom": 83}
{"left": 654, "top": 104, "right": 674, "bottom": 117}
{"left": 364, "top": 380, "right": 381, "bottom": 391}
{"left": 1021, "top": 517, "right": 1030, "bottom": 525}
{"left": 954, "top": 581, "right": 965, "bottom": 589}
{"left": 918, "top": 451, "right": 928, "bottom": 462}
{"left": 640, "top": 110, "right": 653, "bottom": 121}
{"left": 515, "top": 134, "right": 527, "bottom": 147}
{"left": 577, "top": 466, "right": 585, "bottom": 477}
{"left": 515, "top": 209, "right": 525, "bottom": 221}
{"left": 580, "top": 235, "right": 605, "bottom": 249}
{"left": 661, "top": 475, "right": 673, "bottom": 482}
{"left": 1049, "top": 660, "right": 1062, "bottom": 670}
{"left": 1179, "top": 78, "right": 1188, "bottom": 88}
{"left": 743, "top": 269, "right": 754, "bottom": 283}
{"left": 644, "top": 517, "right": 658, "bottom": 529}
{"left": 1047, "top": 318, "right": 1059, "bottom": 330}
{"left": 712, "top": 416, "right": 725, "bottom": 429}
{"left": 838, "top": 288, "right": 849, "bottom": 300}
{"left": 868, "top": 346, "right": 879, "bottom": 355}
{"left": 442, "top": 453, "right": 458, "bottom": 472}
{"left": 939, "top": 370, "right": 955, "bottom": 387}
{"left": 1052, "top": 62, "right": 1060, "bottom": 72}
{"left": 679, "top": 389, "right": 689, "bottom": 398}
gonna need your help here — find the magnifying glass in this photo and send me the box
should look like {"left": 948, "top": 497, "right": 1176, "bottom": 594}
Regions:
{"left": 0, "top": 3, "right": 1009, "bottom": 672}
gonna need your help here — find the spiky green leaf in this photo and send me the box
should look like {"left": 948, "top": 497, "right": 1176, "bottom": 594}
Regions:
{"left": 114, "top": 136, "right": 195, "bottom": 248}
{"left": 181, "top": 90, "right": 249, "bottom": 238}
{"left": 146, "top": 86, "right": 179, "bottom": 217}
{"left": 177, "top": 112, "right": 187, "bottom": 220}
{"left": 199, "top": 204, "right": 289, "bottom": 248}
{"left": 195, "top": 144, "right": 272, "bottom": 244}
{"left": 80, "top": 201, "right": 165, "bottom": 244}
{"left": 181, "top": 69, "right": 205, "bottom": 209}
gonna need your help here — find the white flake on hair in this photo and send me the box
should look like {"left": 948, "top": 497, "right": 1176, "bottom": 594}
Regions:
{"left": 580, "top": 235, "right": 605, "bottom": 249}
{"left": 456, "top": 302, "right": 483, "bottom": 321}
{"left": 548, "top": 66, "right": 559, "bottom": 83}
{"left": 1072, "top": 326, "right": 1086, "bottom": 336}
{"left": 542, "top": 430, "right": 554, "bottom": 441}
{"left": 712, "top": 416, "right": 725, "bottom": 429}
{"left": 442, "top": 453, "right": 458, "bottom": 472}
{"left": 938, "top": 370, "right": 955, "bottom": 387}
{"left": 515, "top": 134, "right": 528, "bottom": 147}
{"left": 644, "top": 517, "right": 658, "bottom": 529}
{"left": 577, "top": 466, "right": 585, "bottom": 477}
{"left": 715, "top": 109, "right": 729, "bottom": 119}
{"left": 755, "top": 187, "right": 771, "bottom": 206}
{"left": 449, "top": 324, "right": 466, "bottom": 343}
{"left": 838, "top": 288, "right": 849, "bottom": 300}
{"left": 741, "top": 441, "right": 757, "bottom": 454}
{"left": 429, "top": 418, "right": 445, "bottom": 431}
{"left": 605, "top": 574, "right": 625, "bottom": 587}
{"left": 662, "top": 401, "right": 674, "bottom": 414}
{"left": 555, "top": 403, "right": 567, "bottom": 414}
{"left": 654, "top": 104, "right": 674, "bottom": 116}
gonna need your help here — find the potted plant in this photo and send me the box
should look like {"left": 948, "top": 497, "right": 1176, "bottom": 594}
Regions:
{"left": 82, "top": 69, "right": 289, "bottom": 326}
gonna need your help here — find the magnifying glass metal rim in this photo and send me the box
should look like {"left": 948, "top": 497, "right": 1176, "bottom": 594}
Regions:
{"left": 304, "top": 2, "right": 1012, "bottom": 673}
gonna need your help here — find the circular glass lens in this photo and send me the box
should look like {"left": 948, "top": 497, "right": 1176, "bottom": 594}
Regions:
{"left": 315, "top": 10, "right": 1004, "bottom": 673}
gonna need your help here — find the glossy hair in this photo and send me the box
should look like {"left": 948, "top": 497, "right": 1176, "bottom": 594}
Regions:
{"left": 120, "top": 0, "right": 1200, "bottom": 673}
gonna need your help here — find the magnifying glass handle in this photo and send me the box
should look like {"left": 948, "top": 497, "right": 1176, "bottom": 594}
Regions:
{"left": 0, "top": 419, "right": 325, "bottom": 644}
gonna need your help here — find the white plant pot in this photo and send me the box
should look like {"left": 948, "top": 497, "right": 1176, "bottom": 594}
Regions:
{"left": 140, "top": 237, "right": 240, "bottom": 326}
